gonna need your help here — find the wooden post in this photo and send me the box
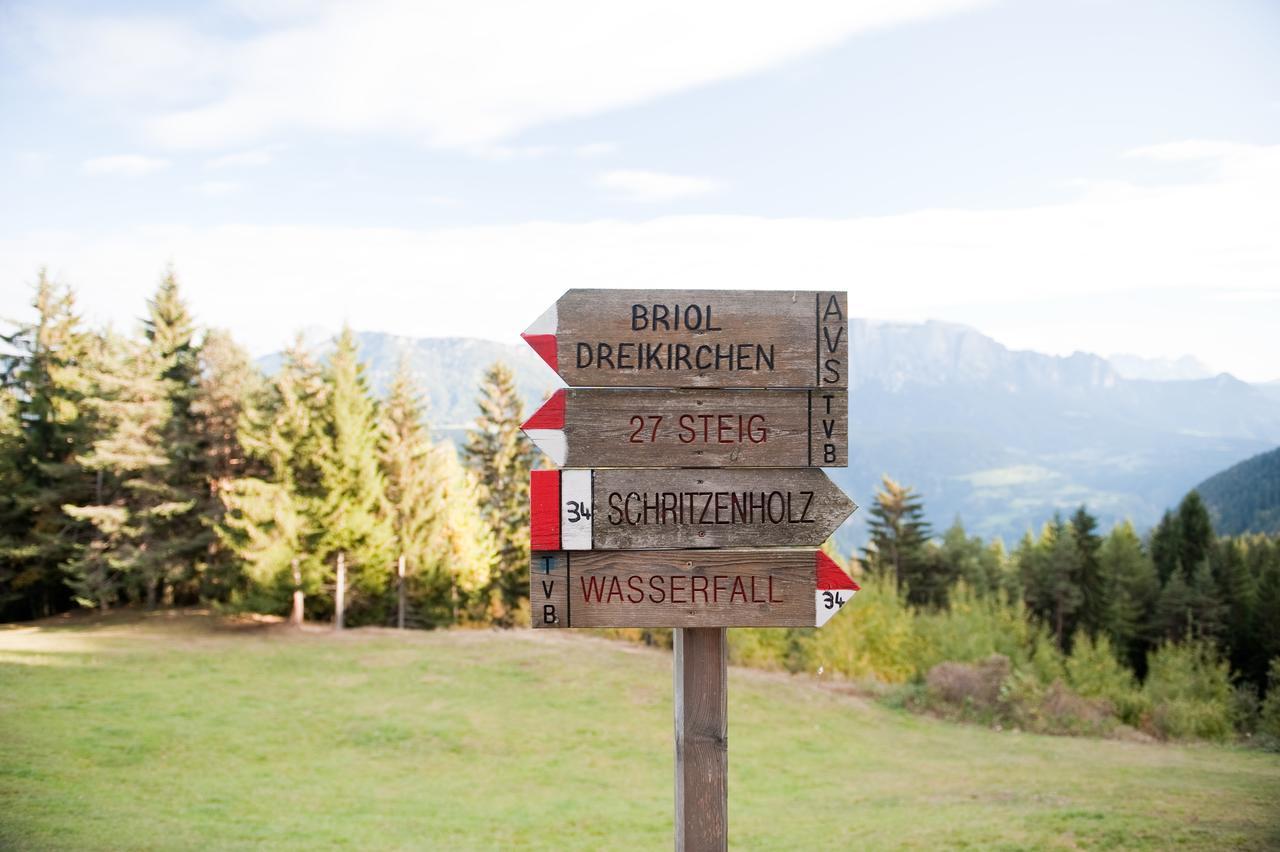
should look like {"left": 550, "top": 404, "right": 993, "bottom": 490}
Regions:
{"left": 397, "top": 555, "right": 406, "bottom": 630}
{"left": 290, "top": 558, "right": 304, "bottom": 626}
{"left": 335, "top": 552, "right": 345, "bottom": 631}
{"left": 674, "top": 627, "right": 728, "bottom": 852}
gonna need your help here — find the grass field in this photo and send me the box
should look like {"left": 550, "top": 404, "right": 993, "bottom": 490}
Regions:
{"left": 2, "top": 612, "right": 1278, "bottom": 850}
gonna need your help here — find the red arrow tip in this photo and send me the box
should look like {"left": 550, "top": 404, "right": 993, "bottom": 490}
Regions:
{"left": 816, "top": 550, "right": 860, "bottom": 591}
{"left": 522, "top": 332, "right": 558, "bottom": 373}
{"left": 522, "top": 388, "right": 566, "bottom": 431}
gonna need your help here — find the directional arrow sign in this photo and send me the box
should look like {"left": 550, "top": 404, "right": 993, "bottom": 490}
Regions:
{"left": 521, "top": 388, "right": 848, "bottom": 468}
{"left": 522, "top": 289, "right": 848, "bottom": 389}
{"left": 531, "top": 468, "right": 856, "bottom": 550}
{"left": 530, "top": 549, "right": 859, "bottom": 628}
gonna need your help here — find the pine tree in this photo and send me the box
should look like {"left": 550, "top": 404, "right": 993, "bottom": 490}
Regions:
{"left": 192, "top": 329, "right": 264, "bottom": 600}
{"left": 463, "top": 362, "right": 533, "bottom": 626}
{"left": 379, "top": 359, "right": 450, "bottom": 622}
{"left": 0, "top": 272, "right": 96, "bottom": 619}
{"left": 63, "top": 333, "right": 184, "bottom": 608}
{"left": 142, "top": 272, "right": 209, "bottom": 601}
{"left": 423, "top": 443, "right": 499, "bottom": 624}
{"left": 1098, "top": 521, "right": 1159, "bottom": 673}
{"left": 1176, "top": 491, "right": 1214, "bottom": 579}
{"left": 311, "top": 328, "right": 395, "bottom": 624}
{"left": 1150, "top": 510, "right": 1181, "bottom": 584}
{"left": 217, "top": 339, "right": 322, "bottom": 615}
{"left": 1018, "top": 516, "right": 1083, "bottom": 648}
{"left": 862, "top": 475, "right": 931, "bottom": 597}
{"left": 1071, "top": 505, "right": 1105, "bottom": 636}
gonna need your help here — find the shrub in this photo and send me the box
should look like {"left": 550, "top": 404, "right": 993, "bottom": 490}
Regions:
{"left": 1143, "top": 640, "right": 1234, "bottom": 741}
{"left": 912, "top": 583, "right": 1035, "bottom": 675}
{"left": 1065, "top": 631, "right": 1148, "bottom": 726}
{"left": 926, "top": 654, "right": 1011, "bottom": 714}
{"left": 1006, "top": 675, "right": 1116, "bottom": 737}
{"left": 728, "top": 628, "right": 795, "bottom": 671}
{"left": 1259, "top": 658, "right": 1280, "bottom": 742}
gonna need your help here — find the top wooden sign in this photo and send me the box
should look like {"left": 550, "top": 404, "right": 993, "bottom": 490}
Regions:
{"left": 522, "top": 289, "right": 848, "bottom": 389}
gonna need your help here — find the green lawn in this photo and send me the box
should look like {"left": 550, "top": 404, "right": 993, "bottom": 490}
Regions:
{"left": 1, "top": 612, "right": 1277, "bottom": 850}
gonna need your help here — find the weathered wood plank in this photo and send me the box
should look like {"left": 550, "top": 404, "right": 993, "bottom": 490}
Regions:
{"left": 674, "top": 627, "right": 728, "bottom": 852}
{"left": 531, "top": 468, "right": 857, "bottom": 549}
{"left": 521, "top": 388, "right": 848, "bottom": 468}
{"left": 529, "top": 552, "right": 569, "bottom": 628}
{"left": 529, "top": 549, "right": 859, "bottom": 628}
{"left": 522, "top": 289, "right": 848, "bottom": 389}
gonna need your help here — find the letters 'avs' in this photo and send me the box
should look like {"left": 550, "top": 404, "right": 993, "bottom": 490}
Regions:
{"left": 522, "top": 289, "right": 848, "bottom": 389}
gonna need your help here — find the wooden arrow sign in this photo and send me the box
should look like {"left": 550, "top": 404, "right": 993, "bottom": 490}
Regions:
{"left": 522, "top": 289, "right": 848, "bottom": 389}
{"left": 521, "top": 388, "right": 848, "bottom": 468}
{"left": 531, "top": 468, "right": 856, "bottom": 550}
{"left": 531, "top": 549, "right": 859, "bottom": 628}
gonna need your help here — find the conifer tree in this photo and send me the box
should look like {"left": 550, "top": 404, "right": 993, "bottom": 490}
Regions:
{"left": 218, "top": 339, "right": 323, "bottom": 614}
{"left": 1150, "top": 509, "right": 1181, "bottom": 584}
{"left": 0, "top": 272, "right": 96, "bottom": 619}
{"left": 63, "top": 333, "right": 185, "bottom": 608}
{"left": 1098, "top": 521, "right": 1159, "bottom": 672}
{"left": 862, "top": 475, "right": 931, "bottom": 595}
{"left": 1018, "top": 516, "right": 1083, "bottom": 648}
{"left": 463, "top": 362, "right": 533, "bottom": 626}
{"left": 423, "top": 443, "right": 499, "bottom": 624}
{"left": 1176, "top": 491, "right": 1215, "bottom": 578}
{"left": 193, "top": 330, "right": 264, "bottom": 599}
{"left": 142, "top": 272, "right": 209, "bottom": 600}
{"left": 379, "top": 359, "right": 446, "bottom": 619}
{"left": 1071, "top": 505, "right": 1105, "bottom": 636}
{"left": 311, "top": 328, "right": 394, "bottom": 623}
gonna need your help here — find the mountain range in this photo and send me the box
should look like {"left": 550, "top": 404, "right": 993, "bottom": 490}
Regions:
{"left": 259, "top": 322, "right": 1280, "bottom": 551}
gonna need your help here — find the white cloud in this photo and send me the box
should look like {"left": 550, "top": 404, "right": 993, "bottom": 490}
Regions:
{"left": 205, "top": 148, "right": 277, "bottom": 169}
{"left": 575, "top": 142, "right": 617, "bottom": 158}
{"left": 190, "top": 180, "right": 243, "bottom": 197}
{"left": 597, "top": 169, "right": 720, "bottom": 202}
{"left": 12, "top": 0, "right": 993, "bottom": 150}
{"left": 5, "top": 141, "right": 1278, "bottom": 381}
{"left": 81, "top": 155, "right": 170, "bottom": 177}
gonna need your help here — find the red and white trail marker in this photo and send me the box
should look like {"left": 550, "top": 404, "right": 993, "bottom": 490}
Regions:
{"left": 530, "top": 548, "right": 859, "bottom": 629}
{"left": 522, "top": 289, "right": 848, "bottom": 389}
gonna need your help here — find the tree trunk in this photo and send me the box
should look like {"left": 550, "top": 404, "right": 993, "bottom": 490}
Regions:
{"left": 334, "top": 552, "right": 345, "bottom": 631}
{"left": 290, "top": 558, "right": 304, "bottom": 626}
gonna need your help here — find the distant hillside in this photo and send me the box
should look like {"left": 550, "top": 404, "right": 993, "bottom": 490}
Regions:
{"left": 257, "top": 333, "right": 560, "bottom": 441}
{"left": 260, "top": 323, "right": 1280, "bottom": 548}
{"left": 1195, "top": 446, "right": 1280, "bottom": 535}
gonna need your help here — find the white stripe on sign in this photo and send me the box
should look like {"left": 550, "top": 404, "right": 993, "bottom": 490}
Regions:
{"left": 561, "top": 470, "right": 593, "bottom": 549}
{"left": 525, "top": 429, "right": 566, "bottom": 466}
{"left": 815, "top": 588, "right": 855, "bottom": 627}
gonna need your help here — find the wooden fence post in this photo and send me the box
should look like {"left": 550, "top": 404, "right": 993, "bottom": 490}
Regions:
{"left": 335, "top": 552, "right": 345, "bottom": 631}
{"left": 674, "top": 627, "right": 728, "bottom": 852}
{"left": 397, "top": 555, "right": 406, "bottom": 630}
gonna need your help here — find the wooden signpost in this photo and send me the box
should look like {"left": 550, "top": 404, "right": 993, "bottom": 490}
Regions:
{"left": 530, "top": 468, "right": 856, "bottom": 550}
{"left": 530, "top": 549, "right": 858, "bottom": 629}
{"left": 520, "top": 288, "right": 856, "bottom": 852}
{"left": 521, "top": 388, "right": 848, "bottom": 468}
{"left": 522, "top": 289, "right": 848, "bottom": 389}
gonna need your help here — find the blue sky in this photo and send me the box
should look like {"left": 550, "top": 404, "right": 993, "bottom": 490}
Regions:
{"left": 2, "top": 0, "right": 1278, "bottom": 379}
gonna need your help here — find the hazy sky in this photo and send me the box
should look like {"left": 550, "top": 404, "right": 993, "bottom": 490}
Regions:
{"left": 2, "top": 0, "right": 1278, "bottom": 380}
